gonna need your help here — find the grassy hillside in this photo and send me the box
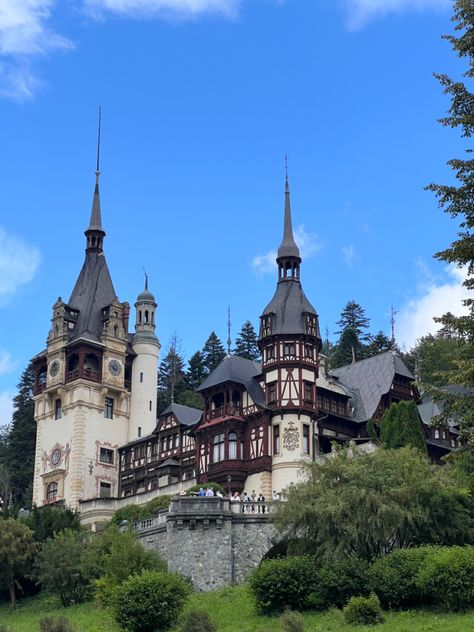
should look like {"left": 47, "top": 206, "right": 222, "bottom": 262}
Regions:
{"left": 2, "top": 586, "right": 474, "bottom": 631}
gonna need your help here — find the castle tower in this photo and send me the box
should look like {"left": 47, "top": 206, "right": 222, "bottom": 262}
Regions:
{"left": 129, "top": 278, "right": 161, "bottom": 441}
{"left": 32, "top": 167, "right": 138, "bottom": 509}
{"left": 258, "top": 173, "right": 322, "bottom": 493}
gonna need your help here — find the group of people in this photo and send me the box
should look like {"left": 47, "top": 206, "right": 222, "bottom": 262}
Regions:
{"left": 192, "top": 487, "right": 281, "bottom": 513}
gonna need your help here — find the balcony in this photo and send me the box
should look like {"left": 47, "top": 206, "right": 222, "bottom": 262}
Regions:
{"left": 205, "top": 404, "right": 243, "bottom": 423}
{"left": 65, "top": 368, "right": 101, "bottom": 384}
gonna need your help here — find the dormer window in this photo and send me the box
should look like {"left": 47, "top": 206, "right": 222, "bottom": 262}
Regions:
{"left": 266, "top": 346, "right": 275, "bottom": 362}
{"left": 306, "top": 315, "right": 317, "bottom": 336}
{"left": 262, "top": 315, "right": 273, "bottom": 337}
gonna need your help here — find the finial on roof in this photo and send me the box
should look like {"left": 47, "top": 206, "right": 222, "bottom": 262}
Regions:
{"left": 87, "top": 107, "right": 104, "bottom": 234}
{"left": 95, "top": 105, "right": 101, "bottom": 188}
{"left": 277, "top": 157, "right": 300, "bottom": 261}
{"left": 142, "top": 267, "right": 148, "bottom": 290}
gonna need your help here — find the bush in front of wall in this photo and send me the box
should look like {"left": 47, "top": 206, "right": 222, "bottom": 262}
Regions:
{"left": 368, "top": 546, "right": 432, "bottom": 608}
{"left": 315, "top": 556, "right": 369, "bottom": 609}
{"left": 343, "top": 593, "right": 384, "bottom": 626}
{"left": 279, "top": 609, "right": 305, "bottom": 632}
{"left": 39, "top": 618, "right": 77, "bottom": 632}
{"left": 416, "top": 545, "right": 474, "bottom": 611}
{"left": 112, "top": 570, "right": 191, "bottom": 632}
{"left": 248, "top": 556, "right": 317, "bottom": 613}
{"left": 179, "top": 609, "right": 217, "bottom": 632}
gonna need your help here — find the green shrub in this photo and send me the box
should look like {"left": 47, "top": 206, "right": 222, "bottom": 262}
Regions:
{"left": 343, "top": 593, "right": 384, "bottom": 626}
{"left": 180, "top": 609, "right": 217, "bottom": 632}
{"left": 248, "top": 556, "right": 317, "bottom": 613}
{"left": 39, "top": 618, "right": 76, "bottom": 632}
{"left": 112, "top": 570, "right": 191, "bottom": 632}
{"left": 186, "top": 483, "right": 225, "bottom": 496}
{"left": 280, "top": 610, "right": 305, "bottom": 632}
{"left": 416, "top": 545, "right": 474, "bottom": 611}
{"left": 369, "top": 547, "right": 432, "bottom": 608}
{"left": 111, "top": 495, "right": 171, "bottom": 525}
{"left": 316, "top": 556, "right": 369, "bottom": 609}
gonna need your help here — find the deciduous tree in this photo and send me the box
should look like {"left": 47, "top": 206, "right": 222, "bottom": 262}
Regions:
{"left": 0, "top": 518, "right": 37, "bottom": 607}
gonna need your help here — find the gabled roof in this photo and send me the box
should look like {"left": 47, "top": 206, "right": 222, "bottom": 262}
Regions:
{"left": 68, "top": 252, "right": 117, "bottom": 342}
{"left": 160, "top": 402, "right": 202, "bottom": 427}
{"left": 197, "top": 355, "right": 268, "bottom": 409}
{"left": 331, "top": 351, "right": 414, "bottom": 421}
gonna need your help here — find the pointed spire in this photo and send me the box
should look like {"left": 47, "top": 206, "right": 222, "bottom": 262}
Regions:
{"left": 87, "top": 107, "right": 104, "bottom": 233}
{"left": 277, "top": 157, "right": 300, "bottom": 261}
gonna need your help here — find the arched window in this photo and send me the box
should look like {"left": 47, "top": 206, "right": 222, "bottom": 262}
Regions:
{"left": 144, "top": 310, "right": 149, "bottom": 324}
{"left": 228, "top": 432, "right": 237, "bottom": 459}
{"left": 47, "top": 481, "right": 58, "bottom": 502}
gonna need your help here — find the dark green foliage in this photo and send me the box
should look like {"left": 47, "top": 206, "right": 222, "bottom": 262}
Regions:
{"left": 0, "top": 518, "right": 37, "bottom": 608}
{"left": 402, "top": 332, "right": 466, "bottom": 387}
{"left": 179, "top": 609, "right": 217, "bottom": 632}
{"left": 369, "top": 547, "right": 432, "bottom": 608}
{"left": 112, "top": 570, "right": 191, "bottom": 632}
{"left": 178, "top": 389, "right": 204, "bottom": 411}
{"left": 233, "top": 321, "right": 260, "bottom": 361}
{"left": 81, "top": 526, "right": 166, "bottom": 604}
{"left": 343, "top": 593, "right": 384, "bottom": 626}
{"left": 416, "top": 546, "right": 474, "bottom": 611}
{"left": 330, "top": 327, "right": 366, "bottom": 368}
{"left": 380, "top": 400, "right": 427, "bottom": 454}
{"left": 201, "top": 332, "right": 226, "bottom": 375}
{"left": 111, "top": 495, "right": 171, "bottom": 525}
{"left": 39, "top": 617, "right": 76, "bottom": 632}
{"left": 157, "top": 336, "right": 186, "bottom": 415}
{"left": 366, "top": 418, "right": 379, "bottom": 444}
{"left": 273, "top": 447, "right": 474, "bottom": 562}
{"left": 34, "top": 530, "right": 88, "bottom": 607}
{"left": 367, "top": 331, "right": 392, "bottom": 356}
{"left": 248, "top": 556, "right": 317, "bottom": 613}
{"left": 24, "top": 506, "right": 81, "bottom": 542}
{"left": 279, "top": 610, "right": 305, "bottom": 632}
{"left": 336, "top": 301, "right": 371, "bottom": 340}
{"left": 185, "top": 351, "right": 207, "bottom": 390}
{"left": 315, "top": 557, "right": 369, "bottom": 609}
{"left": 4, "top": 363, "right": 36, "bottom": 508}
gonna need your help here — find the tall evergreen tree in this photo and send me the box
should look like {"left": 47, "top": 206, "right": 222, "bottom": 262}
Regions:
{"left": 6, "top": 363, "right": 36, "bottom": 508}
{"left": 185, "top": 351, "right": 207, "bottom": 390}
{"left": 336, "top": 301, "right": 371, "bottom": 342}
{"left": 202, "top": 332, "right": 226, "bottom": 375}
{"left": 330, "top": 301, "right": 372, "bottom": 368}
{"left": 367, "top": 331, "right": 393, "bottom": 357}
{"left": 380, "top": 400, "right": 427, "bottom": 455}
{"left": 426, "top": 0, "right": 474, "bottom": 430}
{"left": 157, "top": 336, "right": 186, "bottom": 415}
{"left": 233, "top": 321, "right": 260, "bottom": 361}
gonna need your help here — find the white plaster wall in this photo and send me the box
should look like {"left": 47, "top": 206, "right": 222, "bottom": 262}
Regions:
{"left": 271, "top": 413, "right": 313, "bottom": 494}
{"left": 129, "top": 339, "right": 160, "bottom": 441}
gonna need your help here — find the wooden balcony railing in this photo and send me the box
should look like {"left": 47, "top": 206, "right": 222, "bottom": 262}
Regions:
{"left": 205, "top": 404, "right": 243, "bottom": 422}
{"left": 65, "top": 368, "right": 101, "bottom": 384}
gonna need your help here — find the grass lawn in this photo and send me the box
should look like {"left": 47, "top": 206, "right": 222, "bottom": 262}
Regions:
{"left": 2, "top": 586, "right": 474, "bottom": 631}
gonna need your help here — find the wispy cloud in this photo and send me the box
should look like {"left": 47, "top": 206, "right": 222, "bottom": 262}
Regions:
{"left": 0, "top": 390, "right": 14, "bottom": 427}
{"left": 342, "top": 244, "right": 355, "bottom": 267}
{"left": 0, "top": 0, "right": 73, "bottom": 100}
{"left": 83, "top": 0, "right": 241, "bottom": 19}
{"left": 344, "top": 0, "right": 450, "bottom": 30}
{"left": 397, "top": 263, "right": 470, "bottom": 350}
{"left": 252, "top": 225, "right": 321, "bottom": 277}
{"left": 0, "top": 350, "right": 17, "bottom": 376}
{"left": 0, "top": 226, "right": 41, "bottom": 300}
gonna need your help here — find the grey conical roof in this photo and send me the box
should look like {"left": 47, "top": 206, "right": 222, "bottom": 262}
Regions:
{"left": 87, "top": 174, "right": 104, "bottom": 233}
{"left": 260, "top": 281, "right": 319, "bottom": 337}
{"left": 277, "top": 177, "right": 300, "bottom": 260}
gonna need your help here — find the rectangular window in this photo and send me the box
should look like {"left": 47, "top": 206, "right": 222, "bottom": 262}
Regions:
{"left": 149, "top": 401, "right": 152, "bottom": 411}
{"left": 303, "top": 425, "right": 310, "bottom": 454}
{"left": 212, "top": 433, "right": 225, "bottom": 463}
{"left": 304, "top": 382, "right": 313, "bottom": 402}
{"left": 99, "top": 448, "right": 114, "bottom": 464}
{"left": 283, "top": 343, "right": 296, "bottom": 358}
{"left": 273, "top": 425, "right": 280, "bottom": 455}
{"left": 100, "top": 482, "right": 111, "bottom": 498}
{"left": 434, "top": 429, "right": 440, "bottom": 439}
{"left": 267, "top": 346, "right": 275, "bottom": 361}
{"left": 304, "top": 345, "right": 313, "bottom": 359}
{"left": 331, "top": 399, "right": 338, "bottom": 413}
{"left": 138, "top": 426, "right": 142, "bottom": 438}
{"left": 267, "top": 382, "right": 277, "bottom": 404}
{"left": 54, "top": 399, "right": 62, "bottom": 420}
{"left": 104, "top": 397, "right": 114, "bottom": 419}
{"left": 140, "top": 372, "right": 143, "bottom": 383}
{"left": 151, "top": 442, "right": 157, "bottom": 456}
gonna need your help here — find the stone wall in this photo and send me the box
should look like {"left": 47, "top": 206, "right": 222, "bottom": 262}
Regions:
{"left": 135, "top": 497, "right": 279, "bottom": 591}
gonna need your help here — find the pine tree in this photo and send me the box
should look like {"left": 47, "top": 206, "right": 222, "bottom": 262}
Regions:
{"left": 157, "top": 336, "right": 186, "bottom": 415}
{"left": 425, "top": 0, "right": 474, "bottom": 430}
{"left": 336, "top": 301, "right": 371, "bottom": 341}
{"left": 331, "top": 301, "right": 371, "bottom": 368}
{"left": 6, "top": 363, "right": 36, "bottom": 508}
{"left": 185, "top": 351, "right": 207, "bottom": 390}
{"left": 233, "top": 321, "right": 260, "bottom": 361}
{"left": 367, "top": 331, "right": 392, "bottom": 356}
{"left": 202, "top": 332, "right": 226, "bottom": 375}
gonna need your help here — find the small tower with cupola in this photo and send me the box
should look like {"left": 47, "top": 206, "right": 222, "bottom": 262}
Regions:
{"left": 129, "top": 278, "right": 161, "bottom": 441}
{"left": 258, "top": 173, "right": 322, "bottom": 493}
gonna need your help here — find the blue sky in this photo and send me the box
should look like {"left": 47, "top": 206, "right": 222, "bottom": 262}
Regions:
{"left": 0, "top": 0, "right": 470, "bottom": 425}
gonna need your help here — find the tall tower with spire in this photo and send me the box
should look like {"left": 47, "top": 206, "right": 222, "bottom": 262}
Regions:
{"left": 258, "top": 172, "right": 322, "bottom": 492}
{"left": 31, "top": 150, "right": 159, "bottom": 512}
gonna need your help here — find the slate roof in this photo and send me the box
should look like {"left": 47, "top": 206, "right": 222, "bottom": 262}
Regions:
{"left": 196, "top": 355, "right": 268, "bottom": 409}
{"left": 161, "top": 403, "right": 202, "bottom": 427}
{"left": 277, "top": 178, "right": 301, "bottom": 260}
{"left": 418, "top": 384, "right": 473, "bottom": 429}
{"left": 260, "top": 281, "right": 320, "bottom": 337}
{"left": 331, "top": 351, "right": 414, "bottom": 421}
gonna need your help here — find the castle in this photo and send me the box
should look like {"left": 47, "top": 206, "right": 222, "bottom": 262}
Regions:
{"left": 31, "top": 165, "right": 459, "bottom": 528}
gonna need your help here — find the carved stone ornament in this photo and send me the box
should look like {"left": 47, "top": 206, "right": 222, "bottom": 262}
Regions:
{"left": 283, "top": 421, "right": 299, "bottom": 451}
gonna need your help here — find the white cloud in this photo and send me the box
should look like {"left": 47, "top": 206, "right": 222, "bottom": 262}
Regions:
{"left": 342, "top": 244, "right": 355, "bottom": 267}
{"left": 0, "top": 0, "right": 73, "bottom": 100}
{"left": 344, "top": 0, "right": 450, "bottom": 29}
{"left": 83, "top": 0, "right": 241, "bottom": 19}
{"left": 0, "top": 391, "right": 14, "bottom": 427}
{"left": 0, "top": 226, "right": 41, "bottom": 299}
{"left": 252, "top": 225, "right": 321, "bottom": 276}
{"left": 0, "top": 350, "right": 17, "bottom": 376}
{"left": 397, "top": 264, "right": 470, "bottom": 350}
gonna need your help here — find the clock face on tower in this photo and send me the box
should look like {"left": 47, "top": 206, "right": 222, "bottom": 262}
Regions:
{"left": 49, "top": 360, "right": 60, "bottom": 377}
{"left": 108, "top": 359, "right": 122, "bottom": 377}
